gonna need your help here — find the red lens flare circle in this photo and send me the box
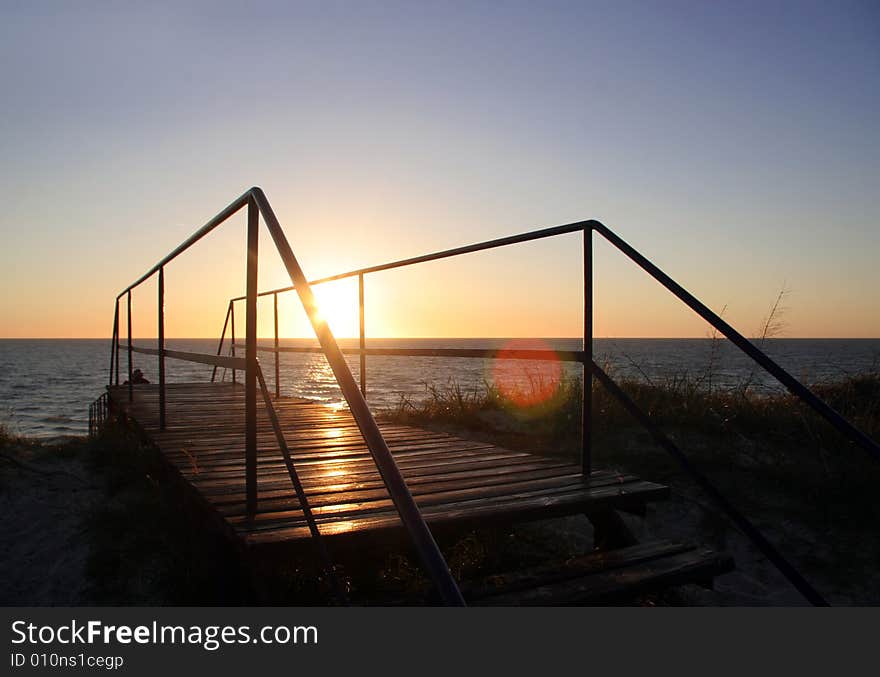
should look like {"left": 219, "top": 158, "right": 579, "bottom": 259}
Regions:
{"left": 490, "top": 339, "right": 563, "bottom": 410}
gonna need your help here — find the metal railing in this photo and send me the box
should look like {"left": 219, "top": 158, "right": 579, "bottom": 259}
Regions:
{"left": 220, "top": 219, "right": 880, "bottom": 467}
{"left": 109, "top": 190, "right": 879, "bottom": 606}
{"left": 210, "top": 217, "right": 880, "bottom": 606}
{"left": 108, "top": 188, "right": 464, "bottom": 606}
{"left": 88, "top": 391, "right": 109, "bottom": 438}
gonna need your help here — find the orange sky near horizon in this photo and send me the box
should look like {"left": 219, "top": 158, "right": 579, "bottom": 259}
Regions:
{"left": 2, "top": 207, "right": 876, "bottom": 341}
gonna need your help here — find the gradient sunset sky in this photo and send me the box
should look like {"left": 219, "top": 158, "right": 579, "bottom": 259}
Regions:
{"left": 1, "top": 1, "right": 877, "bottom": 339}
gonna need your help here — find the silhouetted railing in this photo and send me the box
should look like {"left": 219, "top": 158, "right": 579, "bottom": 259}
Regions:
{"left": 109, "top": 190, "right": 879, "bottom": 606}
{"left": 215, "top": 218, "right": 880, "bottom": 606}
{"left": 88, "top": 391, "right": 109, "bottom": 438}
{"left": 108, "top": 188, "right": 463, "bottom": 606}
{"left": 223, "top": 221, "right": 880, "bottom": 466}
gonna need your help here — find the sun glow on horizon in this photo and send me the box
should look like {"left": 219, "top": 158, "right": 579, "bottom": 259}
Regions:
{"left": 291, "top": 280, "right": 360, "bottom": 338}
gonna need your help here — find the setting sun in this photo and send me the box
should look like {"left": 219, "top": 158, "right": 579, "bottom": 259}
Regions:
{"left": 308, "top": 280, "right": 359, "bottom": 338}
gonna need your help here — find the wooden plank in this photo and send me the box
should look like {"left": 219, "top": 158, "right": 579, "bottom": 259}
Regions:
{"left": 474, "top": 545, "right": 734, "bottom": 605}
{"left": 240, "top": 481, "right": 670, "bottom": 545}
{"left": 463, "top": 540, "right": 693, "bottom": 598}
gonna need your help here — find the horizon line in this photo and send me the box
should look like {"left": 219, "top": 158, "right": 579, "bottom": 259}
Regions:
{"left": 2, "top": 336, "right": 879, "bottom": 341}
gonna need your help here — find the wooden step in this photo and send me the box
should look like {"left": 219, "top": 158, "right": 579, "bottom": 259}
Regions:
{"left": 467, "top": 540, "right": 733, "bottom": 605}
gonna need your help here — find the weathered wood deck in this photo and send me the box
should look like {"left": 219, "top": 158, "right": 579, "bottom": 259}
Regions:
{"left": 109, "top": 382, "right": 669, "bottom": 551}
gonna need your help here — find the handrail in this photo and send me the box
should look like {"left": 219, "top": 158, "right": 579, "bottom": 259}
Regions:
{"left": 225, "top": 216, "right": 878, "bottom": 607}
{"left": 130, "top": 345, "right": 246, "bottom": 370}
{"left": 228, "top": 220, "right": 591, "bottom": 302}
{"left": 116, "top": 192, "right": 252, "bottom": 298}
{"left": 231, "top": 343, "right": 584, "bottom": 361}
{"left": 590, "top": 360, "right": 829, "bottom": 606}
{"left": 111, "top": 187, "right": 465, "bottom": 606}
{"left": 589, "top": 222, "right": 880, "bottom": 463}
{"left": 241, "top": 220, "right": 879, "bottom": 464}
{"left": 251, "top": 188, "right": 466, "bottom": 605}
{"left": 255, "top": 364, "right": 347, "bottom": 604}
{"left": 111, "top": 190, "right": 878, "bottom": 608}
{"left": 89, "top": 391, "right": 109, "bottom": 438}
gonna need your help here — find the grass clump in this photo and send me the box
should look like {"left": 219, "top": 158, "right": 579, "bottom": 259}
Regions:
{"left": 390, "top": 376, "right": 583, "bottom": 454}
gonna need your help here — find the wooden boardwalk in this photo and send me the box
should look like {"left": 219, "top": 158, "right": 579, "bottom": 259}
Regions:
{"left": 109, "top": 383, "right": 669, "bottom": 550}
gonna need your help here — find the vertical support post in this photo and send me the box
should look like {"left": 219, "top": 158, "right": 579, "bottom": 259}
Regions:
{"left": 114, "top": 299, "right": 120, "bottom": 386}
{"left": 211, "top": 302, "right": 232, "bottom": 383}
{"left": 231, "top": 302, "right": 237, "bottom": 384}
{"left": 127, "top": 290, "right": 133, "bottom": 402}
{"left": 274, "top": 292, "right": 280, "bottom": 398}
{"left": 109, "top": 299, "right": 119, "bottom": 387}
{"left": 253, "top": 187, "right": 464, "bottom": 605}
{"left": 245, "top": 196, "right": 259, "bottom": 516}
{"left": 158, "top": 266, "right": 166, "bottom": 430}
{"left": 359, "top": 273, "right": 366, "bottom": 397}
{"left": 582, "top": 226, "right": 593, "bottom": 477}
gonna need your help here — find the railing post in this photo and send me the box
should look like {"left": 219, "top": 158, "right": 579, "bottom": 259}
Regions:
{"left": 114, "top": 300, "right": 120, "bottom": 386}
{"left": 359, "top": 273, "right": 366, "bottom": 397}
{"left": 245, "top": 196, "right": 259, "bottom": 515}
{"left": 109, "top": 299, "right": 119, "bottom": 387}
{"left": 583, "top": 226, "right": 592, "bottom": 477}
{"left": 231, "top": 301, "right": 236, "bottom": 384}
{"left": 252, "top": 187, "right": 465, "bottom": 606}
{"left": 127, "top": 290, "right": 133, "bottom": 402}
{"left": 158, "top": 266, "right": 166, "bottom": 430}
{"left": 274, "top": 291, "right": 280, "bottom": 398}
{"left": 211, "top": 302, "right": 232, "bottom": 383}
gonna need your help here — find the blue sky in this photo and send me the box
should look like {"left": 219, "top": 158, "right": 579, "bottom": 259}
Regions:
{"left": 1, "top": 1, "right": 877, "bottom": 337}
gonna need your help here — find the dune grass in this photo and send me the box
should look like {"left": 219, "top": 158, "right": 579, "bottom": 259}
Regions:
{"left": 385, "top": 363, "right": 880, "bottom": 532}
{"left": 387, "top": 359, "right": 879, "bottom": 463}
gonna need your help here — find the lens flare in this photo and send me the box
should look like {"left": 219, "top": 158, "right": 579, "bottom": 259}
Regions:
{"left": 490, "top": 338, "right": 563, "bottom": 410}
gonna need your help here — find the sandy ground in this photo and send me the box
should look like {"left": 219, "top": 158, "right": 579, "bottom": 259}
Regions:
{"left": 0, "top": 441, "right": 103, "bottom": 605}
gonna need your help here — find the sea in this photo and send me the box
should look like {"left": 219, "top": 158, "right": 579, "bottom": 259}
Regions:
{"left": 1, "top": 338, "right": 878, "bottom": 439}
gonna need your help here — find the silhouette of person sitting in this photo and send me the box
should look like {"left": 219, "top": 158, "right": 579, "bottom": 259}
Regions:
{"left": 124, "top": 368, "right": 150, "bottom": 385}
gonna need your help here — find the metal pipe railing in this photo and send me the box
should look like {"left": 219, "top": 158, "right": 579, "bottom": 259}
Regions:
{"left": 251, "top": 187, "right": 465, "bottom": 606}
{"left": 226, "top": 218, "right": 596, "bottom": 474}
{"left": 255, "top": 365, "right": 346, "bottom": 603}
{"left": 232, "top": 344, "right": 584, "bottom": 361}
{"left": 231, "top": 302, "right": 236, "bottom": 384}
{"left": 244, "top": 219, "right": 879, "bottom": 464}
{"left": 359, "top": 274, "right": 366, "bottom": 397}
{"left": 158, "top": 266, "right": 166, "bottom": 430}
{"left": 229, "top": 220, "right": 591, "bottom": 303}
{"left": 111, "top": 187, "right": 879, "bottom": 608}
{"left": 583, "top": 228, "right": 593, "bottom": 477}
{"left": 112, "top": 187, "right": 465, "bottom": 606}
{"left": 130, "top": 345, "right": 245, "bottom": 369}
{"left": 244, "top": 196, "right": 259, "bottom": 516}
{"left": 231, "top": 214, "right": 878, "bottom": 607}
{"left": 126, "top": 290, "right": 132, "bottom": 403}
{"left": 590, "top": 360, "right": 829, "bottom": 606}
{"left": 109, "top": 299, "right": 119, "bottom": 388}
{"left": 118, "top": 192, "right": 250, "bottom": 297}
{"left": 589, "top": 222, "right": 880, "bottom": 463}
{"left": 273, "top": 292, "right": 280, "bottom": 398}
{"left": 210, "top": 302, "right": 232, "bottom": 383}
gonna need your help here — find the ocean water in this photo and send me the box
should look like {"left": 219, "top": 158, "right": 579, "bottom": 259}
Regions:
{"left": 0, "top": 338, "right": 878, "bottom": 438}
